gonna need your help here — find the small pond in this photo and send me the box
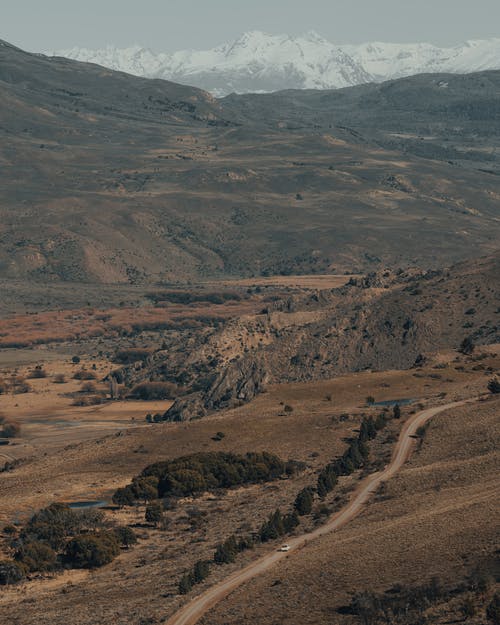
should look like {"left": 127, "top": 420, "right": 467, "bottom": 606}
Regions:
{"left": 67, "top": 501, "right": 108, "bottom": 510}
{"left": 372, "top": 398, "right": 416, "bottom": 407}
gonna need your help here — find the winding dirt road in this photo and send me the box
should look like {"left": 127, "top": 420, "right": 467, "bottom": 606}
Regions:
{"left": 165, "top": 397, "right": 477, "bottom": 625}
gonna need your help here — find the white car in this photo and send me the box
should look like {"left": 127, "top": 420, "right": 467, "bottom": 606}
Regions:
{"left": 278, "top": 544, "right": 291, "bottom": 552}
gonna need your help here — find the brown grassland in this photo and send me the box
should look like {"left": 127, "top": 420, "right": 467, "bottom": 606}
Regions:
{"left": 0, "top": 341, "right": 498, "bottom": 625}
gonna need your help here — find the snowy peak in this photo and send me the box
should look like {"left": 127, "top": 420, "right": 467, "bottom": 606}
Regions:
{"left": 52, "top": 31, "right": 500, "bottom": 96}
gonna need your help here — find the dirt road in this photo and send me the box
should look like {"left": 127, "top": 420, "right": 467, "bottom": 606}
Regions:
{"left": 165, "top": 398, "right": 477, "bottom": 625}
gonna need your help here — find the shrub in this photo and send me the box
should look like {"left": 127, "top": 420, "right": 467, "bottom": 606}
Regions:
{"left": 486, "top": 593, "right": 500, "bottom": 624}
{"left": 12, "top": 381, "right": 32, "bottom": 394}
{"left": 112, "top": 487, "right": 136, "bottom": 507}
{"left": 114, "top": 349, "right": 152, "bottom": 364}
{"left": 15, "top": 540, "right": 57, "bottom": 572}
{"left": 72, "top": 356, "right": 81, "bottom": 364}
{"left": 73, "top": 370, "right": 96, "bottom": 380}
{"left": 178, "top": 573, "right": 193, "bottom": 595}
{"left": 23, "top": 503, "right": 80, "bottom": 549}
{"left": 65, "top": 532, "right": 120, "bottom": 569}
{"left": 260, "top": 510, "right": 285, "bottom": 542}
{"left": 53, "top": 373, "right": 66, "bottom": 384}
{"left": 0, "top": 560, "right": 25, "bottom": 585}
{"left": 459, "top": 337, "right": 475, "bottom": 355}
{"left": 192, "top": 560, "right": 210, "bottom": 584}
{"left": 214, "top": 537, "right": 238, "bottom": 564}
{"left": 1, "top": 421, "right": 21, "bottom": 438}
{"left": 129, "top": 382, "right": 177, "bottom": 400}
{"left": 113, "top": 526, "right": 137, "bottom": 548}
{"left": 80, "top": 381, "right": 97, "bottom": 394}
{"left": 28, "top": 367, "right": 47, "bottom": 379}
{"left": 145, "top": 502, "right": 163, "bottom": 527}
{"left": 133, "top": 451, "right": 285, "bottom": 501}
{"left": 487, "top": 379, "right": 500, "bottom": 394}
{"left": 294, "top": 487, "right": 314, "bottom": 516}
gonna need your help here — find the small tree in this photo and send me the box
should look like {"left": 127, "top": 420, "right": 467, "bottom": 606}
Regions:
{"left": 460, "top": 594, "right": 477, "bottom": 619}
{"left": 486, "top": 593, "right": 500, "bottom": 625}
{"left": 132, "top": 477, "right": 159, "bottom": 503}
{"left": 65, "top": 533, "right": 119, "bottom": 569}
{"left": 192, "top": 560, "right": 210, "bottom": 584}
{"left": 459, "top": 336, "right": 475, "bottom": 355}
{"left": 112, "top": 487, "right": 135, "bottom": 508}
{"left": 294, "top": 487, "right": 314, "bottom": 516}
{"left": 393, "top": 404, "right": 401, "bottom": 419}
{"left": 113, "top": 526, "right": 137, "bottom": 548}
{"left": 0, "top": 560, "right": 25, "bottom": 585}
{"left": 145, "top": 502, "right": 163, "bottom": 527}
{"left": 178, "top": 573, "right": 193, "bottom": 595}
{"left": 15, "top": 540, "right": 57, "bottom": 572}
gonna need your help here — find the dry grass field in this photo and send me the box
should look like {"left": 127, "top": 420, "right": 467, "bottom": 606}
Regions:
{"left": 0, "top": 346, "right": 497, "bottom": 625}
{"left": 199, "top": 396, "right": 500, "bottom": 625}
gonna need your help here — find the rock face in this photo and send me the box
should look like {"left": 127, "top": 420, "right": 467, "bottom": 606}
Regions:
{"left": 163, "top": 357, "right": 267, "bottom": 421}
{"left": 205, "top": 358, "right": 268, "bottom": 410}
{"left": 163, "top": 394, "right": 207, "bottom": 422}
{"left": 155, "top": 252, "right": 500, "bottom": 421}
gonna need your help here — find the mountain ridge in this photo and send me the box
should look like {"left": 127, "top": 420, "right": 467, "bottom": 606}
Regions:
{"left": 51, "top": 31, "right": 500, "bottom": 96}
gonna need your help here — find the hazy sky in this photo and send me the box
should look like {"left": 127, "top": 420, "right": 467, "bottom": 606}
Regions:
{"left": 3, "top": 0, "right": 500, "bottom": 52}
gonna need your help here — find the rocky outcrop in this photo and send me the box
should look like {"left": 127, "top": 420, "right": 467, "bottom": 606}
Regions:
{"left": 205, "top": 358, "right": 268, "bottom": 410}
{"left": 163, "top": 393, "right": 207, "bottom": 422}
{"left": 162, "top": 357, "right": 268, "bottom": 421}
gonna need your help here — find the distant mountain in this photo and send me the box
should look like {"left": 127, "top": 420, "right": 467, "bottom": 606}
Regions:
{"left": 52, "top": 31, "right": 500, "bottom": 96}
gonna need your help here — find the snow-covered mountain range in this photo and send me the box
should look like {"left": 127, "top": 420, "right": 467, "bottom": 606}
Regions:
{"left": 51, "top": 31, "right": 500, "bottom": 96}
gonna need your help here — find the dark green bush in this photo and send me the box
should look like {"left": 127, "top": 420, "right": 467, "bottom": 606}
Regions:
{"left": 0, "top": 560, "right": 25, "bottom": 585}
{"left": 65, "top": 532, "right": 120, "bottom": 569}
{"left": 15, "top": 540, "right": 57, "bottom": 572}
{"left": 124, "top": 451, "right": 286, "bottom": 501}
{"left": 129, "top": 382, "right": 177, "bottom": 400}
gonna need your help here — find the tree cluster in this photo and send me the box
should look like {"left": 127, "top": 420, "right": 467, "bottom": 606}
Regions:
{"left": 115, "top": 451, "right": 286, "bottom": 503}
{"left": 0, "top": 503, "right": 137, "bottom": 582}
